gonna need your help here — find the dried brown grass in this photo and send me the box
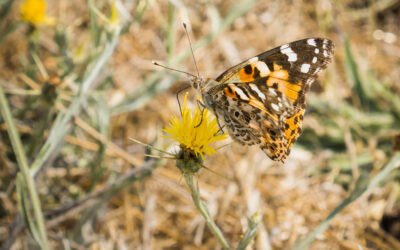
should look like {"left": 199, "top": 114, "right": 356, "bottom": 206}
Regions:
{"left": 1, "top": 0, "right": 400, "bottom": 249}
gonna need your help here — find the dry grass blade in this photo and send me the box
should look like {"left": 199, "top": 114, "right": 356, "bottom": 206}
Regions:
{"left": 0, "top": 84, "right": 50, "bottom": 249}
{"left": 45, "top": 160, "right": 156, "bottom": 228}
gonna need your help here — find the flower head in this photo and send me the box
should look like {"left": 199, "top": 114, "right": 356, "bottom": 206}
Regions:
{"left": 20, "top": 0, "right": 53, "bottom": 25}
{"left": 163, "top": 93, "right": 228, "bottom": 160}
{"left": 109, "top": 0, "right": 119, "bottom": 25}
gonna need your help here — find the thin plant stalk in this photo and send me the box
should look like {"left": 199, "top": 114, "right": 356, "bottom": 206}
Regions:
{"left": 182, "top": 165, "right": 260, "bottom": 249}
{"left": 0, "top": 84, "right": 50, "bottom": 250}
{"left": 236, "top": 212, "right": 261, "bottom": 250}
{"left": 184, "top": 174, "right": 230, "bottom": 250}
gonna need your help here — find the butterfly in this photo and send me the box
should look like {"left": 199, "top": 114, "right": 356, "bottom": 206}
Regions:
{"left": 190, "top": 38, "right": 335, "bottom": 162}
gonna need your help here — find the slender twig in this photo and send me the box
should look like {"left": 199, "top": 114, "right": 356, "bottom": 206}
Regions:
{"left": 129, "top": 137, "right": 176, "bottom": 157}
{"left": 0, "top": 85, "right": 50, "bottom": 249}
{"left": 143, "top": 154, "right": 176, "bottom": 159}
{"left": 45, "top": 160, "right": 156, "bottom": 228}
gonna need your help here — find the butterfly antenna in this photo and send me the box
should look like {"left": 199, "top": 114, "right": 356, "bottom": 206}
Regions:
{"left": 183, "top": 22, "right": 200, "bottom": 77}
{"left": 152, "top": 61, "right": 196, "bottom": 78}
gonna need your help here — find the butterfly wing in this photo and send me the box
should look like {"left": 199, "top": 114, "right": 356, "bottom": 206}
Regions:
{"left": 208, "top": 80, "right": 296, "bottom": 161}
{"left": 211, "top": 38, "right": 334, "bottom": 161}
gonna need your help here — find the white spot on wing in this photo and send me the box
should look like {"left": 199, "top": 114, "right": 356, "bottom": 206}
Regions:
{"left": 307, "top": 39, "right": 317, "bottom": 46}
{"left": 249, "top": 84, "right": 266, "bottom": 101}
{"left": 280, "top": 44, "right": 289, "bottom": 50}
{"left": 271, "top": 103, "right": 280, "bottom": 111}
{"left": 322, "top": 39, "right": 328, "bottom": 49}
{"left": 253, "top": 61, "right": 270, "bottom": 77}
{"left": 231, "top": 85, "right": 249, "bottom": 101}
{"left": 280, "top": 45, "right": 297, "bottom": 62}
{"left": 323, "top": 50, "right": 329, "bottom": 57}
{"left": 314, "top": 48, "right": 319, "bottom": 54}
{"left": 249, "top": 57, "right": 258, "bottom": 63}
{"left": 312, "top": 56, "right": 317, "bottom": 63}
{"left": 269, "top": 88, "right": 277, "bottom": 96}
{"left": 300, "top": 63, "right": 311, "bottom": 73}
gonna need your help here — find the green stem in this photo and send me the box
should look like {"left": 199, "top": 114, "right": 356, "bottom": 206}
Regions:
{"left": 236, "top": 212, "right": 261, "bottom": 250}
{"left": 184, "top": 174, "right": 230, "bottom": 250}
{"left": 0, "top": 85, "right": 50, "bottom": 249}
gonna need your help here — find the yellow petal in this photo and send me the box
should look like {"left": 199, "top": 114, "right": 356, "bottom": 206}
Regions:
{"left": 163, "top": 93, "right": 228, "bottom": 159}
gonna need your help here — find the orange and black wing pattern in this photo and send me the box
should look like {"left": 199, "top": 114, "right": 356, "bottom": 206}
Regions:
{"left": 211, "top": 38, "right": 334, "bottom": 161}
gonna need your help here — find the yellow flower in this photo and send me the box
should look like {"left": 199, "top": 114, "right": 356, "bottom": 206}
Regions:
{"left": 20, "top": 0, "right": 52, "bottom": 25}
{"left": 163, "top": 93, "right": 228, "bottom": 160}
{"left": 109, "top": 0, "right": 119, "bottom": 25}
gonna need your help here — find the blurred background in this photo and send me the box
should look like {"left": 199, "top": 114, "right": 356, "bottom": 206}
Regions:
{"left": 1, "top": 0, "right": 400, "bottom": 249}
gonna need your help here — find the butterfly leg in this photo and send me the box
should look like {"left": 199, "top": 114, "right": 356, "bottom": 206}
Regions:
{"left": 176, "top": 85, "right": 192, "bottom": 117}
{"left": 215, "top": 116, "right": 225, "bottom": 135}
{"left": 194, "top": 100, "right": 206, "bottom": 128}
{"left": 194, "top": 100, "right": 225, "bottom": 134}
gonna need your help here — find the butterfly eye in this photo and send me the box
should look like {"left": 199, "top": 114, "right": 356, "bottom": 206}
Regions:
{"left": 191, "top": 79, "right": 198, "bottom": 89}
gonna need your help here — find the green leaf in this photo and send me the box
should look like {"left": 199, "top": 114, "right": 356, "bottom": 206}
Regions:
{"left": 16, "top": 174, "right": 42, "bottom": 247}
{"left": 344, "top": 37, "right": 369, "bottom": 109}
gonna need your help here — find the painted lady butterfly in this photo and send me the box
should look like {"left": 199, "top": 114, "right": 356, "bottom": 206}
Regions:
{"left": 190, "top": 38, "right": 334, "bottom": 162}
